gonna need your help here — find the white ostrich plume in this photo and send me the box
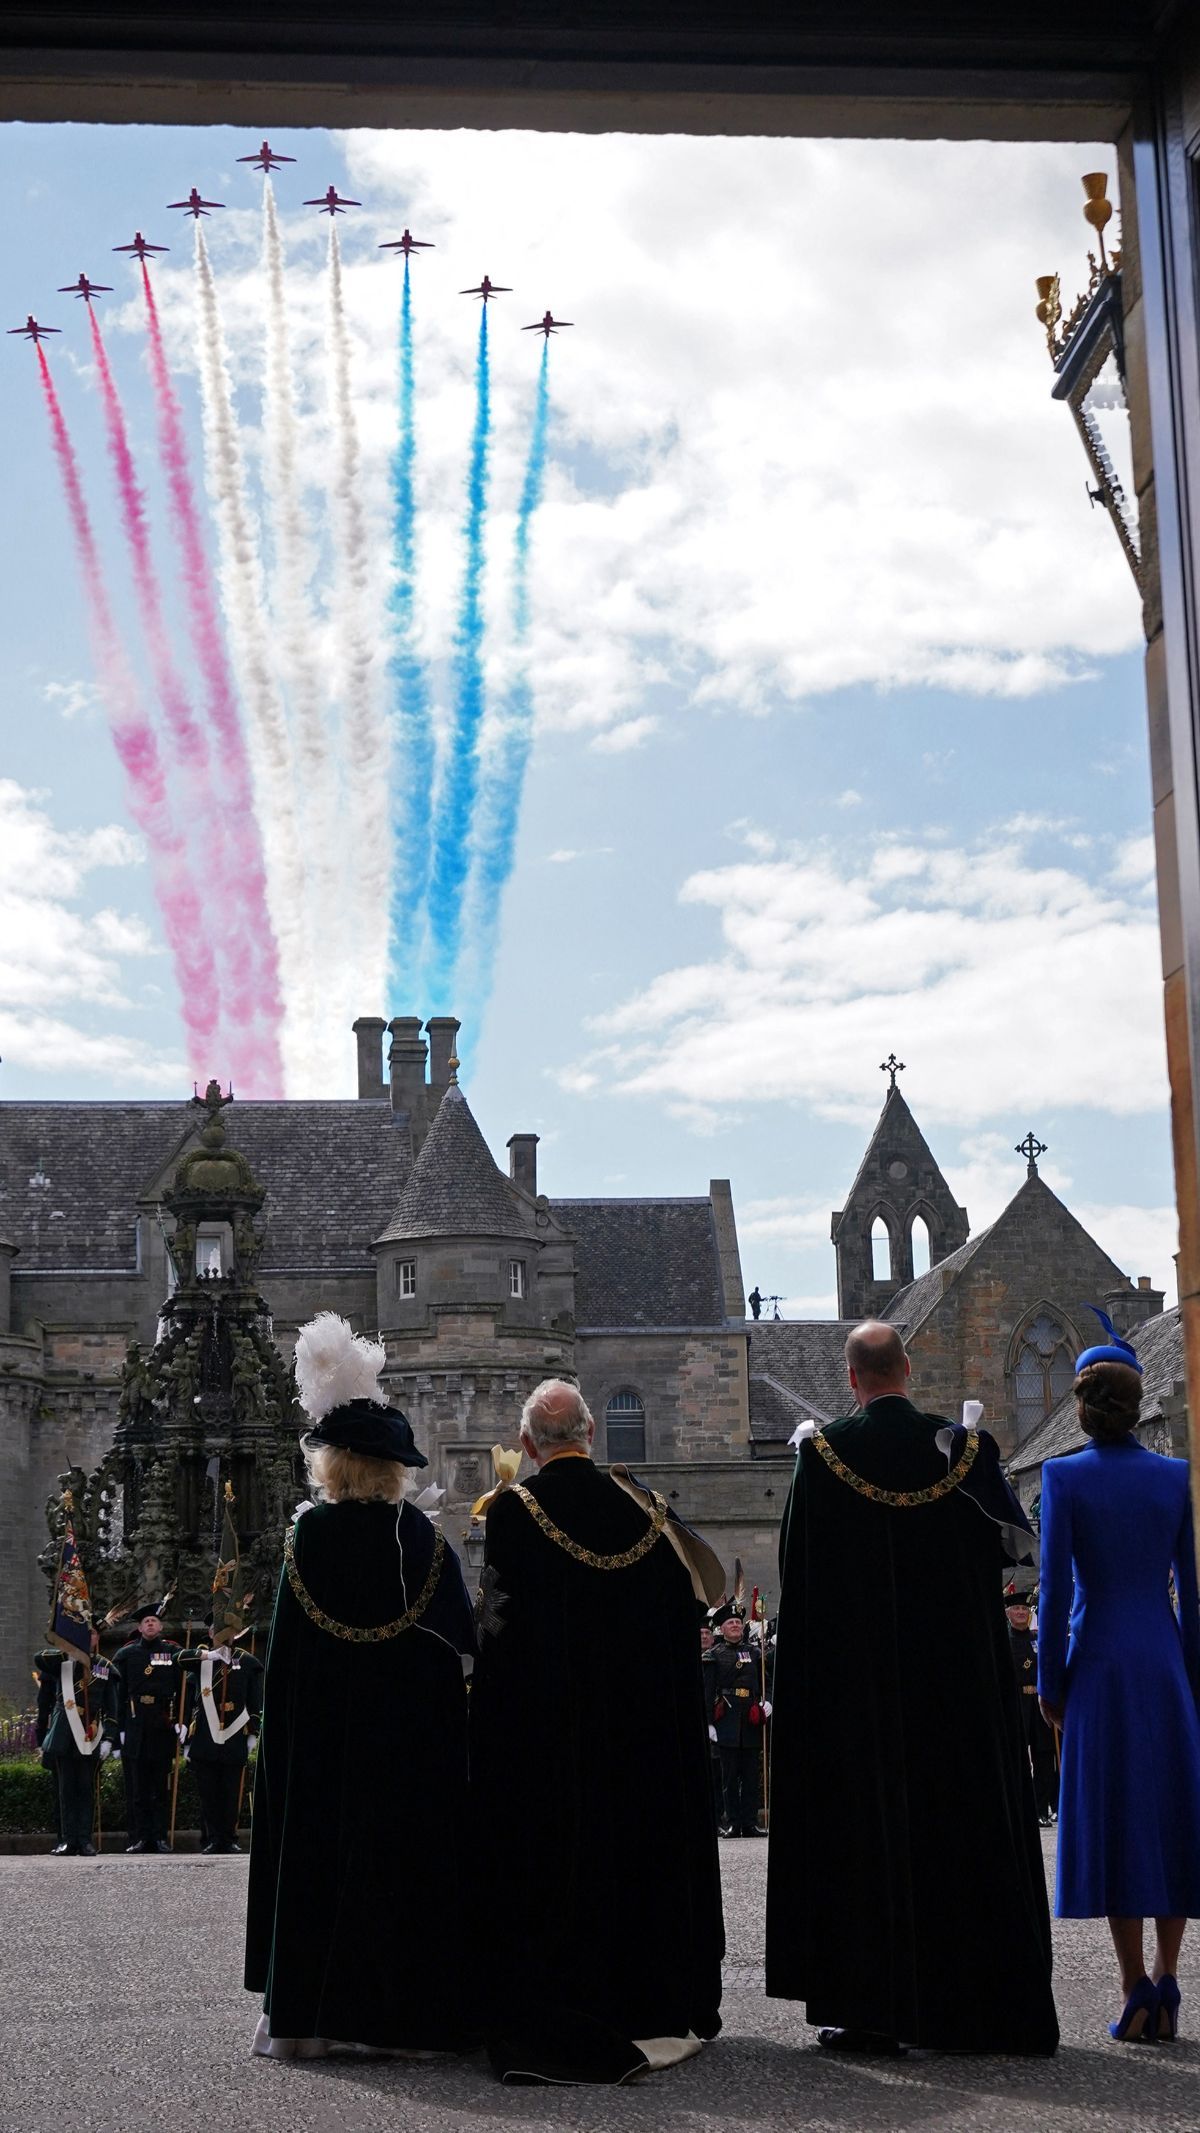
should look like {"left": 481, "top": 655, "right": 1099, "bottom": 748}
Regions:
{"left": 294, "top": 1311, "right": 387, "bottom": 1422}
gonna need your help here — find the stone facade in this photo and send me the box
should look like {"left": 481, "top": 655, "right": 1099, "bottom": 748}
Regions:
{"left": 0, "top": 1026, "right": 1169, "bottom": 1704}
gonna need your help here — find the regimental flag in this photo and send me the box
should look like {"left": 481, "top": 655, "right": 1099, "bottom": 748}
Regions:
{"left": 211, "top": 1482, "right": 248, "bottom": 1643}
{"left": 48, "top": 1498, "right": 93, "bottom": 1673}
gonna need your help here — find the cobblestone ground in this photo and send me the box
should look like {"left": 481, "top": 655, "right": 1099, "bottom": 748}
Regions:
{"left": 2, "top": 1834, "right": 1199, "bottom": 2132}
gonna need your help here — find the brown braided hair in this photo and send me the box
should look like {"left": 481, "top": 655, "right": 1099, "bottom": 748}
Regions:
{"left": 1074, "top": 1359, "right": 1143, "bottom": 1443}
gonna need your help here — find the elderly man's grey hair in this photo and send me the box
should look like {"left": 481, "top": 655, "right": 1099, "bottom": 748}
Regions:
{"left": 520, "top": 1378, "right": 593, "bottom": 1456}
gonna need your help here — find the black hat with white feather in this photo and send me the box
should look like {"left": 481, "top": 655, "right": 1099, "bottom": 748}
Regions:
{"left": 294, "top": 1312, "right": 428, "bottom": 1467}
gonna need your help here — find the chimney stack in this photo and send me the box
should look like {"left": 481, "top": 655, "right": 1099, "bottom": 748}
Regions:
{"left": 508, "top": 1133, "right": 539, "bottom": 1200}
{"left": 426, "top": 1017, "right": 462, "bottom": 1092}
{"left": 388, "top": 1017, "right": 427, "bottom": 1116}
{"left": 352, "top": 1017, "right": 388, "bottom": 1101}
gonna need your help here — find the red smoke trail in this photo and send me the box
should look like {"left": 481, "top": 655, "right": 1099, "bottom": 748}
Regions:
{"left": 139, "top": 265, "right": 285, "bottom": 1090}
{"left": 36, "top": 345, "right": 219, "bottom": 1077}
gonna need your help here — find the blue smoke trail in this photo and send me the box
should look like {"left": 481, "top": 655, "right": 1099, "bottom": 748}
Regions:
{"left": 459, "top": 340, "right": 551, "bottom": 1020}
{"left": 387, "top": 256, "right": 435, "bottom": 1009}
{"left": 425, "top": 305, "right": 492, "bottom": 1008}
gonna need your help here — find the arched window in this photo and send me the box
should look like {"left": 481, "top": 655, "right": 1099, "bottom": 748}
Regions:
{"left": 910, "top": 1214, "right": 931, "bottom": 1279}
{"left": 605, "top": 1390, "right": 646, "bottom": 1463}
{"left": 1011, "top": 1311, "right": 1076, "bottom": 1440}
{"left": 871, "top": 1217, "right": 892, "bottom": 1282}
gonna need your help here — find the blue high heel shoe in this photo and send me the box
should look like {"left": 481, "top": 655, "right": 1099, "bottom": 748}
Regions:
{"left": 1156, "top": 1975, "right": 1181, "bottom": 2041}
{"left": 1110, "top": 1977, "right": 1159, "bottom": 2043}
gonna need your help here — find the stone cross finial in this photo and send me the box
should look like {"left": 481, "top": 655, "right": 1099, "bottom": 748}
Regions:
{"left": 880, "top": 1053, "right": 906, "bottom": 1091}
{"left": 1016, "top": 1130, "right": 1048, "bottom": 1178}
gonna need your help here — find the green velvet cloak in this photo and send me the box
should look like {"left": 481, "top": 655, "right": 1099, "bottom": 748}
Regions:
{"left": 469, "top": 1457, "right": 725, "bottom": 2083}
{"left": 244, "top": 1498, "right": 476, "bottom": 2049}
{"left": 764, "top": 1398, "right": 1058, "bottom": 2054}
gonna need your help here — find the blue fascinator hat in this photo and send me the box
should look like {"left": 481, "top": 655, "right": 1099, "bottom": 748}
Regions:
{"left": 1075, "top": 1305, "right": 1143, "bottom": 1376}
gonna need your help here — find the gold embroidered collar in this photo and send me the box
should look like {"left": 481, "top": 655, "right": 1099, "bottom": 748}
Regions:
{"left": 283, "top": 1521, "right": 445, "bottom": 1641}
{"left": 811, "top": 1427, "right": 979, "bottom": 1508}
{"left": 511, "top": 1481, "right": 667, "bottom": 1569}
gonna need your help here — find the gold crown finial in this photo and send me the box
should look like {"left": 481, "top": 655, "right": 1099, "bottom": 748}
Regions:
{"left": 1034, "top": 272, "right": 1062, "bottom": 354}
{"left": 1082, "top": 172, "right": 1113, "bottom": 268}
{"left": 448, "top": 1051, "right": 460, "bottom": 1084}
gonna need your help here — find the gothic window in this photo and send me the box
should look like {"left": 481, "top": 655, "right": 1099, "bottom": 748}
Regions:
{"left": 871, "top": 1217, "right": 892, "bottom": 1282}
{"left": 1011, "top": 1311, "right": 1076, "bottom": 1440}
{"left": 606, "top": 1390, "right": 646, "bottom": 1463}
{"left": 396, "top": 1259, "right": 417, "bottom": 1299}
{"left": 195, "top": 1225, "right": 229, "bottom": 1277}
{"left": 910, "top": 1214, "right": 931, "bottom": 1279}
{"left": 509, "top": 1259, "right": 526, "bottom": 1300}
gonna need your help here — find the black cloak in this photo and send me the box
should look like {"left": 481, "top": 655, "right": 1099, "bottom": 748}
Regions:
{"left": 469, "top": 1456, "right": 725, "bottom": 2083}
{"left": 244, "top": 1498, "right": 476, "bottom": 2049}
{"left": 764, "top": 1397, "right": 1058, "bottom": 2055}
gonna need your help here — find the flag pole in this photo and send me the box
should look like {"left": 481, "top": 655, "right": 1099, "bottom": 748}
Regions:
{"left": 236, "top": 1626, "right": 257, "bottom": 1836}
{"left": 168, "top": 1618, "right": 193, "bottom": 1850}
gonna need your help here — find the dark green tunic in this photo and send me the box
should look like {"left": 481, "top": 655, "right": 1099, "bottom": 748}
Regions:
{"left": 765, "top": 1398, "right": 1058, "bottom": 2054}
{"left": 469, "top": 1457, "right": 724, "bottom": 2082}
{"left": 244, "top": 1500, "right": 476, "bottom": 2049}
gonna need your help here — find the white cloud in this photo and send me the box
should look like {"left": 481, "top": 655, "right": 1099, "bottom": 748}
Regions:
{"left": 836, "top": 789, "right": 863, "bottom": 809}
{"left": 590, "top": 716, "right": 658, "bottom": 754}
{"left": 558, "top": 821, "right": 1168, "bottom": 1128}
{"left": 43, "top": 678, "right": 103, "bottom": 723}
{"left": 0, "top": 781, "right": 182, "bottom": 1087}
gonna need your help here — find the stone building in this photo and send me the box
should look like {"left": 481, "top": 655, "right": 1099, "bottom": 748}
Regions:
{"left": 0, "top": 1014, "right": 761, "bottom": 1703}
{"left": 0, "top": 1022, "right": 1167, "bottom": 1704}
{"left": 1008, "top": 1303, "right": 1188, "bottom": 1511}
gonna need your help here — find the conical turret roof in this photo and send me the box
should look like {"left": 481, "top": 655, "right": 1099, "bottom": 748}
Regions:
{"left": 374, "top": 1084, "right": 531, "bottom": 1243}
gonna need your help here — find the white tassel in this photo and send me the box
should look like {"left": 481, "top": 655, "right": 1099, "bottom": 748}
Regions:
{"left": 962, "top": 1399, "right": 984, "bottom": 1428}
{"left": 294, "top": 1311, "right": 387, "bottom": 1422}
{"left": 788, "top": 1419, "right": 817, "bottom": 1448}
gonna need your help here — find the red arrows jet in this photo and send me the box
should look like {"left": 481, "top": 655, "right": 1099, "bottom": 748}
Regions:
{"left": 168, "top": 188, "right": 225, "bottom": 218}
{"left": 460, "top": 275, "right": 511, "bottom": 303}
{"left": 113, "top": 232, "right": 169, "bottom": 261}
{"left": 523, "top": 311, "right": 574, "bottom": 338}
{"left": 57, "top": 273, "right": 113, "bottom": 303}
{"left": 303, "top": 186, "right": 361, "bottom": 216}
{"left": 379, "top": 229, "right": 435, "bottom": 258}
{"left": 238, "top": 141, "right": 297, "bottom": 173}
{"left": 8, "top": 315, "right": 60, "bottom": 342}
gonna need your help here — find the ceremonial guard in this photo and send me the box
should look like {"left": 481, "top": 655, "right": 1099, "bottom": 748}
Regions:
{"left": 470, "top": 1379, "right": 727, "bottom": 2085}
{"left": 766, "top": 1322, "right": 1058, "bottom": 2055}
{"left": 181, "top": 1484, "right": 262, "bottom": 1855}
{"left": 111, "top": 1604, "right": 182, "bottom": 1853}
{"left": 42, "top": 1499, "right": 115, "bottom": 1855}
{"left": 708, "top": 1609, "right": 770, "bottom": 1836}
{"left": 1005, "top": 1589, "right": 1058, "bottom": 1825}
{"left": 245, "top": 1314, "right": 477, "bottom": 2058}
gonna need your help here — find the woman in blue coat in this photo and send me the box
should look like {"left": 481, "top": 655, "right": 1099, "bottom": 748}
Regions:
{"left": 1038, "top": 1312, "right": 1200, "bottom": 2043}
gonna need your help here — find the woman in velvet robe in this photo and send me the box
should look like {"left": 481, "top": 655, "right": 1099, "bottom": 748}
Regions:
{"left": 244, "top": 1314, "right": 476, "bottom": 2057}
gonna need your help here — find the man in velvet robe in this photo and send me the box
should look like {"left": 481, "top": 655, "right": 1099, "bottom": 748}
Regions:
{"left": 765, "top": 1321, "right": 1059, "bottom": 2056}
{"left": 469, "top": 1379, "right": 727, "bottom": 2085}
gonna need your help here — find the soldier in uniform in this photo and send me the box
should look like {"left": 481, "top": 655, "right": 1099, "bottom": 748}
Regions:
{"left": 111, "top": 1604, "right": 182, "bottom": 1853}
{"left": 181, "top": 1627, "right": 263, "bottom": 1854}
{"left": 36, "top": 1628, "right": 116, "bottom": 1856}
{"left": 700, "top": 1619, "right": 724, "bottom": 1824}
{"left": 1005, "top": 1589, "right": 1059, "bottom": 1826}
{"left": 709, "top": 1608, "right": 771, "bottom": 1836}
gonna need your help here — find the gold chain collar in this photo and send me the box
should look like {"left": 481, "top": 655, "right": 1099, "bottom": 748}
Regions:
{"left": 511, "top": 1481, "right": 667, "bottom": 1569}
{"left": 810, "top": 1427, "right": 980, "bottom": 1507}
{"left": 283, "top": 1521, "right": 445, "bottom": 1642}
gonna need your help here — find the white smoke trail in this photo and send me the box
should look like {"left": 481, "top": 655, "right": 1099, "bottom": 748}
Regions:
{"left": 193, "top": 223, "right": 318, "bottom": 1088}
{"left": 326, "top": 225, "right": 390, "bottom": 1017}
{"left": 261, "top": 186, "right": 348, "bottom": 1089}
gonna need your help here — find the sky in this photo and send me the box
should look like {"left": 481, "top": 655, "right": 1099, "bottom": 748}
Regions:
{"left": 0, "top": 122, "right": 1174, "bottom": 1317}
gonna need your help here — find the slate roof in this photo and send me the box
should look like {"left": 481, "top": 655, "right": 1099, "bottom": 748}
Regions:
{"left": 1009, "top": 1305, "right": 1184, "bottom": 1474}
{"left": 745, "top": 1319, "right": 858, "bottom": 1430}
{"left": 885, "top": 1227, "right": 993, "bottom": 1334}
{"left": 0, "top": 1100, "right": 412, "bottom": 1273}
{"left": 375, "top": 1085, "right": 531, "bottom": 1243}
{"left": 551, "top": 1199, "right": 726, "bottom": 1329}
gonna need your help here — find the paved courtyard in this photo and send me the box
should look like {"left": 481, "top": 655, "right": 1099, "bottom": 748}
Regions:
{"left": 1, "top": 1834, "right": 1198, "bottom": 2132}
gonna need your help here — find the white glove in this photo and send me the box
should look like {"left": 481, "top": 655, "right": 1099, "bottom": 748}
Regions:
{"left": 119, "top": 1731, "right": 126, "bottom": 1747}
{"left": 246, "top": 1734, "right": 258, "bottom": 1756}
{"left": 98, "top": 1739, "right": 113, "bottom": 1763}
{"left": 708, "top": 1724, "right": 718, "bottom": 1742}
{"left": 175, "top": 1722, "right": 187, "bottom": 1741}
{"left": 761, "top": 1701, "right": 773, "bottom": 1720}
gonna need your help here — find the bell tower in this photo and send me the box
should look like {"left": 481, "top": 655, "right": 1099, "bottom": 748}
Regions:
{"left": 831, "top": 1058, "right": 970, "bottom": 1319}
